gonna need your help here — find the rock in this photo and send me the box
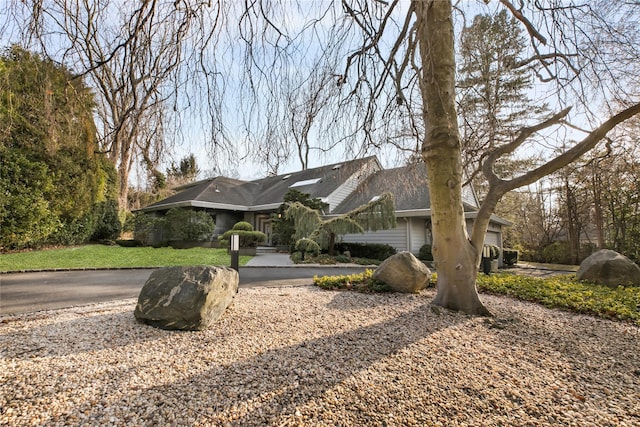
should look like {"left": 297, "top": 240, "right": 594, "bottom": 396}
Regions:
{"left": 134, "top": 265, "right": 238, "bottom": 330}
{"left": 373, "top": 251, "right": 430, "bottom": 293}
{"left": 576, "top": 249, "right": 640, "bottom": 287}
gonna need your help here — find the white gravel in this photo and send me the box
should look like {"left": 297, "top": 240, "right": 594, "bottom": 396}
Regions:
{"left": 1, "top": 285, "right": 639, "bottom": 426}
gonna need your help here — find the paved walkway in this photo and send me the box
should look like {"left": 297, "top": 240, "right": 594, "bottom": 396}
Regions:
{"left": 504, "top": 263, "right": 578, "bottom": 278}
{"left": 245, "top": 253, "right": 295, "bottom": 267}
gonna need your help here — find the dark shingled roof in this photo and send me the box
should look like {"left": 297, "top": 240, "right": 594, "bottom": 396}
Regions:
{"left": 250, "top": 156, "right": 379, "bottom": 206}
{"left": 332, "top": 162, "right": 477, "bottom": 214}
{"left": 149, "top": 177, "right": 259, "bottom": 208}
{"left": 141, "top": 156, "right": 379, "bottom": 211}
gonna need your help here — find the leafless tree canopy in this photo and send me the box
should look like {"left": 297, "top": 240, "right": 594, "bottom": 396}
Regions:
{"left": 4, "top": 1, "right": 638, "bottom": 188}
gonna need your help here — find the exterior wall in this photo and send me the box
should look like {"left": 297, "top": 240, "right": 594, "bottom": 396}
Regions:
{"left": 214, "top": 211, "right": 243, "bottom": 236}
{"left": 408, "top": 218, "right": 428, "bottom": 254}
{"left": 255, "top": 214, "right": 272, "bottom": 244}
{"left": 462, "top": 185, "right": 478, "bottom": 207}
{"left": 341, "top": 222, "right": 408, "bottom": 252}
{"left": 344, "top": 217, "right": 503, "bottom": 262}
{"left": 483, "top": 231, "right": 500, "bottom": 246}
{"left": 326, "top": 159, "right": 381, "bottom": 212}
{"left": 243, "top": 212, "right": 256, "bottom": 227}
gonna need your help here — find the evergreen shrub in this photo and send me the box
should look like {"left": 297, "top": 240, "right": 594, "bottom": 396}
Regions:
{"left": 418, "top": 244, "right": 433, "bottom": 261}
{"left": 91, "top": 200, "right": 122, "bottom": 241}
{"left": 333, "top": 242, "right": 396, "bottom": 261}
{"left": 219, "top": 221, "right": 266, "bottom": 248}
{"left": 164, "top": 208, "right": 215, "bottom": 242}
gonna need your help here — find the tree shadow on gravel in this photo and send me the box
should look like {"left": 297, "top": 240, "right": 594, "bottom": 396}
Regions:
{"left": 483, "top": 300, "right": 640, "bottom": 397}
{"left": 115, "top": 299, "right": 466, "bottom": 426}
{"left": 0, "top": 305, "right": 173, "bottom": 359}
{"left": 324, "top": 288, "right": 431, "bottom": 311}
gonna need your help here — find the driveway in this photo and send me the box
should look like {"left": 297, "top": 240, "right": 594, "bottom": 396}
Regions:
{"left": 0, "top": 262, "right": 575, "bottom": 316}
{"left": 0, "top": 266, "right": 370, "bottom": 315}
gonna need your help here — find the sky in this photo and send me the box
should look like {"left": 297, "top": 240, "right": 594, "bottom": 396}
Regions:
{"left": 2, "top": 0, "right": 638, "bottom": 188}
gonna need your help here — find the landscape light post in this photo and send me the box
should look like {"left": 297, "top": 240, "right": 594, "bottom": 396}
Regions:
{"left": 230, "top": 234, "right": 240, "bottom": 272}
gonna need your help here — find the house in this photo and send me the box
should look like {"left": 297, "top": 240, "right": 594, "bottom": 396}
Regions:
{"left": 331, "top": 162, "right": 511, "bottom": 260}
{"left": 138, "top": 156, "right": 510, "bottom": 260}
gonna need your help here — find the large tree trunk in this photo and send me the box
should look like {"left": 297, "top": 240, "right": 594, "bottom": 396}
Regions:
{"left": 415, "top": 0, "right": 490, "bottom": 316}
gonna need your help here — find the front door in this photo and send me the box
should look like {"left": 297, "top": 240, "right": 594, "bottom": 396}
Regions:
{"left": 256, "top": 214, "right": 272, "bottom": 245}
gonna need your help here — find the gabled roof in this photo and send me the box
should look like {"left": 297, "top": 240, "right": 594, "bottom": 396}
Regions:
{"left": 140, "top": 176, "right": 260, "bottom": 212}
{"left": 332, "top": 162, "right": 478, "bottom": 216}
{"left": 139, "top": 156, "right": 380, "bottom": 212}
{"left": 249, "top": 156, "right": 379, "bottom": 207}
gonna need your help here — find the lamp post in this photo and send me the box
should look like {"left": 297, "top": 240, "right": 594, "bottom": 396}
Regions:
{"left": 230, "top": 233, "right": 240, "bottom": 272}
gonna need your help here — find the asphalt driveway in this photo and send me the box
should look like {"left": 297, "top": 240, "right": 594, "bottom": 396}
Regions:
{"left": 0, "top": 266, "right": 370, "bottom": 315}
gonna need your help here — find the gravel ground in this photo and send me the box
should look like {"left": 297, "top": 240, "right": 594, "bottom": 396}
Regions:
{"left": 1, "top": 285, "right": 639, "bottom": 426}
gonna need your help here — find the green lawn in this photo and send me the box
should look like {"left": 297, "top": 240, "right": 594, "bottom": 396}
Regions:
{"left": 0, "top": 245, "right": 252, "bottom": 272}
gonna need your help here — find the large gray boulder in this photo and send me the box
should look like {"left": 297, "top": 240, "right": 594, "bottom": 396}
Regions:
{"left": 135, "top": 265, "right": 238, "bottom": 330}
{"left": 373, "top": 251, "right": 431, "bottom": 293}
{"left": 577, "top": 249, "right": 640, "bottom": 287}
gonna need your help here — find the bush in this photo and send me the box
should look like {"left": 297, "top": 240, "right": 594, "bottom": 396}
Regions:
{"left": 116, "top": 239, "right": 142, "bottom": 247}
{"left": 91, "top": 200, "right": 122, "bottom": 241}
{"left": 133, "top": 213, "right": 163, "bottom": 246}
{"left": 313, "top": 269, "right": 392, "bottom": 293}
{"left": 0, "top": 149, "right": 60, "bottom": 250}
{"left": 503, "top": 248, "right": 519, "bottom": 266}
{"left": 418, "top": 244, "right": 433, "bottom": 261}
{"left": 164, "top": 208, "right": 215, "bottom": 241}
{"left": 541, "top": 241, "right": 570, "bottom": 264}
{"left": 122, "top": 211, "right": 136, "bottom": 233}
{"left": 48, "top": 214, "right": 93, "bottom": 246}
{"left": 335, "top": 254, "right": 350, "bottom": 263}
{"left": 333, "top": 242, "right": 396, "bottom": 261}
{"left": 220, "top": 221, "right": 266, "bottom": 248}
{"left": 231, "top": 221, "right": 254, "bottom": 232}
{"left": 295, "top": 238, "right": 320, "bottom": 257}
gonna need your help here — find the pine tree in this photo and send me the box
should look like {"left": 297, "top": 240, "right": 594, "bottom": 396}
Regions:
{"left": 457, "top": 10, "right": 547, "bottom": 191}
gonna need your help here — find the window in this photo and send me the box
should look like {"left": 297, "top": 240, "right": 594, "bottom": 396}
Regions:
{"left": 289, "top": 178, "right": 321, "bottom": 188}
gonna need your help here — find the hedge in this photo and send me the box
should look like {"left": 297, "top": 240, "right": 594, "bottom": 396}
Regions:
{"left": 333, "top": 242, "right": 397, "bottom": 261}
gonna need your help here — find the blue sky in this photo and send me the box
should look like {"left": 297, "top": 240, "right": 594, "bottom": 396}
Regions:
{"left": 2, "top": 0, "right": 638, "bottom": 187}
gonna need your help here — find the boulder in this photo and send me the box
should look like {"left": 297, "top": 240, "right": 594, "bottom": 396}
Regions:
{"left": 134, "top": 265, "right": 238, "bottom": 330}
{"left": 577, "top": 249, "right": 640, "bottom": 288}
{"left": 373, "top": 251, "right": 431, "bottom": 293}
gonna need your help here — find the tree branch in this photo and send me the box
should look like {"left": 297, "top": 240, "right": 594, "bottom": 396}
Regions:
{"left": 499, "top": 0, "right": 547, "bottom": 45}
{"left": 482, "top": 107, "right": 572, "bottom": 186}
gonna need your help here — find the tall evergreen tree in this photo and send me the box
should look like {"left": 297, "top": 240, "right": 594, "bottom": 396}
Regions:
{"left": 457, "top": 10, "right": 547, "bottom": 190}
{"left": 0, "top": 46, "right": 117, "bottom": 249}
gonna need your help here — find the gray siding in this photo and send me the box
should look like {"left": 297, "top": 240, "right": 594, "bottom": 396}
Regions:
{"left": 462, "top": 184, "right": 478, "bottom": 207}
{"left": 408, "top": 218, "right": 427, "bottom": 253}
{"left": 343, "top": 217, "right": 502, "bottom": 258}
{"left": 341, "top": 223, "right": 408, "bottom": 252}
{"left": 484, "top": 231, "right": 500, "bottom": 246}
{"left": 326, "top": 160, "right": 381, "bottom": 212}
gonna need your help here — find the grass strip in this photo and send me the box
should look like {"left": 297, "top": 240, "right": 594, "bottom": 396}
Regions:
{"left": 0, "top": 245, "right": 251, "bottom": 272}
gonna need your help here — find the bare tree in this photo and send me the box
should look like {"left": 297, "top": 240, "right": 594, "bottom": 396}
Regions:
{"left": 3, "top": 0, "right": 230, "bottom": 209}
{"left": 333, "top": 0, "right": 640, "bottom": 314}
